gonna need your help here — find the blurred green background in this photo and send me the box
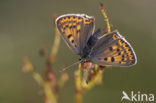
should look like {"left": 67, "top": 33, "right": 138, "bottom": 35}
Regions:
{"left": 0, "top": 0, "right": 156, "bottom": 103}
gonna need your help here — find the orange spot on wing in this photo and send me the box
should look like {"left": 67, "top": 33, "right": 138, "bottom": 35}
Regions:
{"left": 69, "top": 36, "right": 74, "bottom": 41}
{"left": 113, "top": 34, "right": 117, "bottom": 40}
{"left": 77, "top": 25, "right": 80, "bottom": 30}
{"left": 118, "top": 40, "right": 122, "bottom": 46}
{"left": 84, "top": 18, "right": 93, "bottom": 24}
{"left": 107, "top": 57, "right": 111, "bottom": 62}
{"left": 112, "top": 45, "right": 118, "bottom": 50}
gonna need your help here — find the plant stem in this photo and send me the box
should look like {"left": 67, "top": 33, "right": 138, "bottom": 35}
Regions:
{"left": 49, "top": 27, "right": 60, "bottom": 63}
{"left": 100, "top": 3, "right": 111, "bottom": 33}
{"left": 75, "top": 64, "right": 83, "bottom": 103}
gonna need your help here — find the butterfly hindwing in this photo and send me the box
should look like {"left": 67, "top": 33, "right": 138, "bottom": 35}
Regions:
{"left": 89, "top": 30, "right": 137, "bottom": 66}
{"left": 56, "top": 14, "right": 95, "bottom": 55}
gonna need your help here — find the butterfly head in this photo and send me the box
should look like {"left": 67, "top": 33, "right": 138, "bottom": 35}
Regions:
{"left": 79, "top": 58, "right": 89, "bottom": 64}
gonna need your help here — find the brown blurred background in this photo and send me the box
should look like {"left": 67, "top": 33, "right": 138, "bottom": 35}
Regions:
{"left": 0, "top": 0, "right": 156, "bottom": 103}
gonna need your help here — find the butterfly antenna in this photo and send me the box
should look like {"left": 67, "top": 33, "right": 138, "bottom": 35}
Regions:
{"left": 59, "top": 61, "right": 80, "bottom": 72}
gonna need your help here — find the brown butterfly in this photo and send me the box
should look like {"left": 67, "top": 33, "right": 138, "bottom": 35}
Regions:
{"left": 56, "top": 14, "right": 137, "bottom": 70}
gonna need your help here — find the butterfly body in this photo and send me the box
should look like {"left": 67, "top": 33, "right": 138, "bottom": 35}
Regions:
{"left": 56, "top": 14, "right": 137, "bottom": 67}
{"left": 81, "top": 29, "right": 101, "bottom": 59}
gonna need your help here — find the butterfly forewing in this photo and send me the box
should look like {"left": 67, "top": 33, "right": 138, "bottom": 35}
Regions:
{"left": 56, "top": 14, "right": 83, "bottom": 54}
{"left": 89, "top": 30, "right": 137, "bottom": 66}
{"left": 56, "top": 14, "right": 95, "bottom": 55}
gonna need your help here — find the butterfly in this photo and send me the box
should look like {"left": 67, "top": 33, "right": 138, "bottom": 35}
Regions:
{"left": 55, "top": 14, "right": 137, "bottom": 69}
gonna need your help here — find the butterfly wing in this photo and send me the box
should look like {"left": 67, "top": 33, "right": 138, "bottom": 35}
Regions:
{"left": 56, "top": 14, "right": 95, "bottom": 55}
{"left": 89, "top": 30, "right": 137, "bottom": 66}
{"left": 79, "top": 14, "right": 95, "bottom": 55}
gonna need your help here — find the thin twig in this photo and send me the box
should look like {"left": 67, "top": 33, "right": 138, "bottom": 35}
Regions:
{"left": 100, "top": 3, "right": 111, "bottom": 33}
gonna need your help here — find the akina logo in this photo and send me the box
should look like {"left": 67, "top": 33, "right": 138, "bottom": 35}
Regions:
{"left": 121, "top": 91, "right": 155, "bottom": 102}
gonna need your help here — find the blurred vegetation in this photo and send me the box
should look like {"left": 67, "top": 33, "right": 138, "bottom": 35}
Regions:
{"left": 0, "top": 0, "right": 156, "bottom": 103}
